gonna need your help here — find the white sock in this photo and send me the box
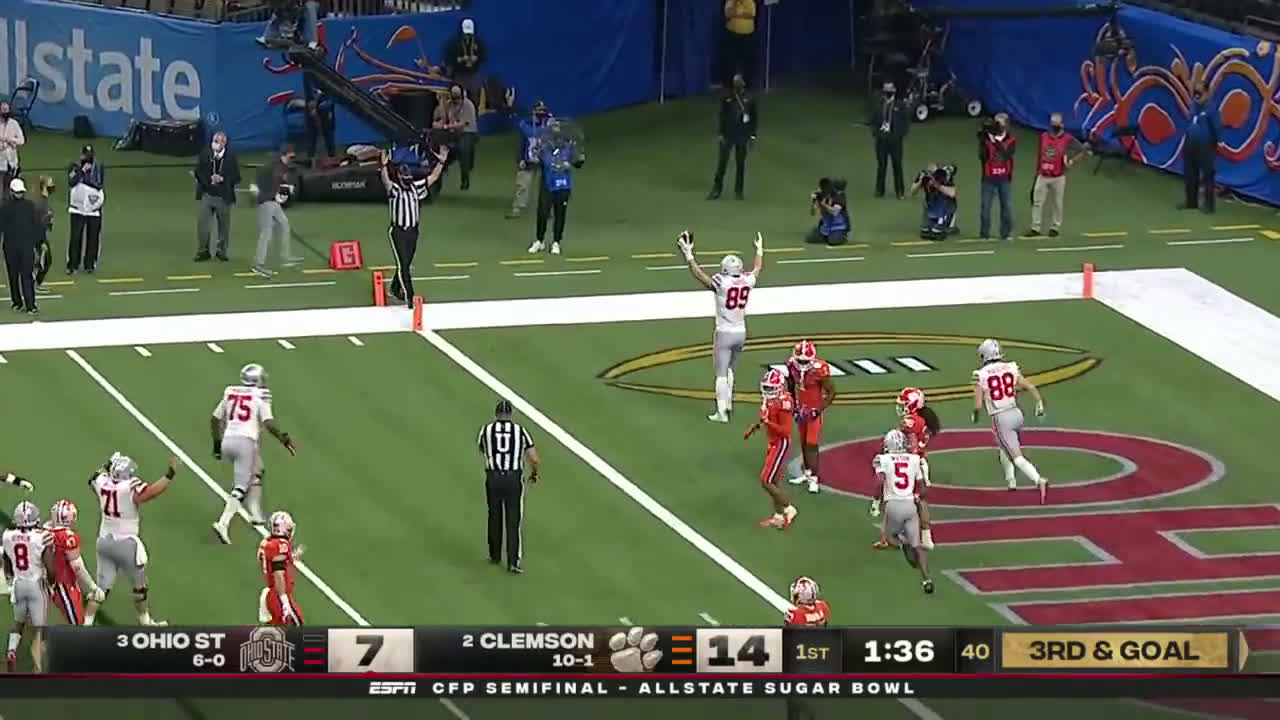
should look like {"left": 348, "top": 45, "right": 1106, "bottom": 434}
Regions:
{"left": 83, "top": 614, "right": 95, "bottom": 626}
{"left": 783, "top": 505, "right": 797, "bottom": 520}
{"left": 1013, "top": 456, "right": 1043, "bottom": 484}
{"left": 921, "top": 528, "right": 935, "bottom": 548}
{"left": 714, "top": 376, "right": 730, "bottom": 415}
{"left": 999, "top": 450, "right": 1016, "bottom": 486}
{"left": 138, "top": 610, "right": 152, "bottom": 625}
{"left": 7, "top": 632, "right": 18, "bottom": 653}
{"left": 921, "top": 458, "right": 931, "bottom": 486}
{"left": 725, "top": 369, "right": 735, "bottom": 411}
{"left": 217, "top": 495, "right": 243, "bottom": 526}
{"left": 246, "top": 484, "right": 264, "bottom": 520}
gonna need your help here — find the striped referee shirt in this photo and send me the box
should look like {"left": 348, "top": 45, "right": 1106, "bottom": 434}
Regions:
{"left": 478, "top": 420, "right": 534, "bottom": 472}
{"left": 387, "top": 178, "right": 429, "bottom": 229}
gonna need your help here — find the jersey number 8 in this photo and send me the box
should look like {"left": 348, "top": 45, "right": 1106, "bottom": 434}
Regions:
{"left": 725, "top": 286, "right": 751, "bottom": 310}
{"left": 986, "top": 372, "right": 1015, "bottom": 402}
{"left": 12, "top": 543, "right": 28, "bottom": 571}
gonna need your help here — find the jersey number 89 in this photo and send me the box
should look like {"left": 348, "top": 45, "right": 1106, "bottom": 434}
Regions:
{"left": 725, "top": 286, "right": 751, "bottom": 310}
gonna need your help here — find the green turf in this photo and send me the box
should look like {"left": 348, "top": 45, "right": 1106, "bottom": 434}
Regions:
{"left": 1176, "top": 527, "right": 1280, "bottom": 555}
{"left": 6, "top": 89, "right": 1277, "bottom": 325}
{"left": 926, "top": 448, "right": 1124, "bottom": 488}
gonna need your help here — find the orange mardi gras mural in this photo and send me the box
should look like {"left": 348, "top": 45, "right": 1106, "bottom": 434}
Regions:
{"left": 1074, "top": 23, "right": 1280, "bottom": 172}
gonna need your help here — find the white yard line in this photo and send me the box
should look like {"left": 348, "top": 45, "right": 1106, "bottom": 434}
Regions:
{"left": 206, "top": 343, "right": 224, "bottom": 354}
{"left": 0, "top": 354, "right": 7, "bottom": 364}
{"left": 645, "top": 264, "right": 719, "bottom": 271}
{"left": 1165, "top": 237, "right": 1255, "bottom": 247}
{"left": 776, "top": 257, "right": 864, "bottom": 265}
{"left": 244, "top": 281, "right": 338, "bottom": 290}
{"left": 133, "top": 346, "right": 152, "bottom": 358}
{"left": 1036, "top": 244, "right": 1125, "bottom": 253}
{"left": 347, "top": 336, "right": 365, "bottom": 347}
{"left": 419, "top": 329, "right": 939, "bottom": 720}
{"left": 513, "top": 269, "right": 602, "bottom": 278}
{"left": 412, "top": 275, "right": 470, "bottom": 281}
{"left": 64, "top": 349, "right": 469, "bottom": 720}
{"left": 110, "top": 288, "right": 200, "bottom": 297}
{"left": 618, "top": 616, "right": 634, "bottom": 626}
{"left": 277, "top": 339, "right": 296, "bottom": 350}
{"left": 698, "top": 612, "right": 720, "bottom": 626}
{"left": 906, "top": 250, "right": 994, "bottom": 258}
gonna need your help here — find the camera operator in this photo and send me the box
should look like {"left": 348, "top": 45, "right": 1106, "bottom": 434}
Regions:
{"left": 807, "top": 178, "right": 849, "bottom": 246}
{"left": 977, "top": 113, "right": 1015, "bottom": 241}
{"left": 870, "top": 81, "right": 910, "bottom": 199}
{"left": 911, "top": 163, "right": 958, "bottom": 241}
{"left": 67, "top": 145, "right": 105, "bottom": 274}
{"left": 0, "top": 101, "right": 24, "bottom": 202}
{"left": 257, "top": 0, "right": 320, "bottom": 51}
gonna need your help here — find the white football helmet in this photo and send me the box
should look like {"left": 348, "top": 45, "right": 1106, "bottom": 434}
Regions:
{"left": 760, "top": 368, "right": 786, "bottom": 398}
{"left": 270, "top": 510, "right": 296, "bottom": 539}
{"left": 896, "top": 387, "right": 925, "bottom": 417}
{"left": 12, "top": 500, "right": 39, "bottom": 529}
{"left": 790, "top": 576, "right": 820, "bottom": 605}
{"left": 978, "top": 338, "right": 1003, "bottom": 363}
{"left": 109, "top": 455, "right": 138, "bottom": 481}
{"left": 882, "top": 429, "right": 909, "bottom": 454}
{"left": 241, "top": 363, "right": 267, "bottom": 387}
{"left": 720, "top": 254, "right": 744, "bottom": 276}
{"left": 51, "top": 499, "right": 78, "bottom": 528}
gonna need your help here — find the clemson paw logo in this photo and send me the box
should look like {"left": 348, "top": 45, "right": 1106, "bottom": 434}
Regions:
{"left": 608, "top": 626, "right": 662, "bottom": 672}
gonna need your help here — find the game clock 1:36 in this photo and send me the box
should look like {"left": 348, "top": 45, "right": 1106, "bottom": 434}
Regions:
{"left": 844, "top": 629, "right": 958, "bottom": 673}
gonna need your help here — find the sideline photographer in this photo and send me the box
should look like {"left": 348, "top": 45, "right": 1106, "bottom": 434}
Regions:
{"left": 807, "top": 178, "right": 849, "bottom": 246}
{"left": 911, "top": 163, "right": 958, "bottom": 241}
{"left": 977, "top": 113, "right": 1015, "bottom": 241}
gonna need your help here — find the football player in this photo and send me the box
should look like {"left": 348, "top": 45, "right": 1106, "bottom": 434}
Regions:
{"left": 3, "top": 501, "right": 51, "bottom": 671}
{"left": 785, "top": 341, "right": 836, "bottom": 494}
{"left": 0, "top": 471, "right": 33, "bottom": 493}
{"left": 749, "top": 368, "right": 798, "bottom": 530}
{"left": 783, "top": 576, "right": 829, "bottom": 720}
{"left": 83, "top": 454, "right": 177, "bottom": 627}
{"left": 45, "top": 499, "right": 106, "bottom": 627}
{"left": 211, "top": 363, "right": 297, "bottom": 544}
{"left": 257, "top": 511, "right": 304, "bottom": 626}
{"left": 871, "top": 430, "right": 934, "bottom": 594}
{"left": 897, "top": 387, "right": 941, "bottom": 548}
{"left": 971, "top": 339, "right": 1048, "bottom": 502}
{"left": 676, "top": 230, "right": 765, "bottom": 423}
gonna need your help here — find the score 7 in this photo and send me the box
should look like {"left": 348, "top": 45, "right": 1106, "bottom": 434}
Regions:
{"left": 356, "top": 634, "right": 384, "bottom": 666}
{"left": 326, "top": 628, "right": 416, "bottom": 673}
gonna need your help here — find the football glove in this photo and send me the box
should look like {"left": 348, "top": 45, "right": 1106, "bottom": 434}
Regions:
{"left": 1035, "top": 401, "right": 1046, "bottom": 418}
{"left": 280, "top": 433, "right": 297, "bottom": 456}
{"left": 971, "top": 409, "right": 980, "bottom": 424}
{"left": 676, "top": 232, "right": 695, "bottom": 262}
{"left": 212, "top": 440, "right": 222, "bottom": 460}
{"left": 87, "top": 586, "right": 106, "bottom": 604}
{"left": 753, "top": 231, "right": 764, "bottom": 255}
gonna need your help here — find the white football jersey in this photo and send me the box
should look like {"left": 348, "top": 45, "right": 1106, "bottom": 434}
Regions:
{"left": 2, "top": 528, "right": 50, "bottom": 583}
{"left": 974, "top": 361, "right": 1023, "bottom": 416}
{"left": 712, "top": 272, "right": 757, "bottom": 333}
{"left": 875, "top": 453, "right": 922, "bottom": 501}
{"left": 92, "top": 472, "right": 147, "bottom": 538}
{"left": 213, "top": 385, "right": 275, "bottom": 442}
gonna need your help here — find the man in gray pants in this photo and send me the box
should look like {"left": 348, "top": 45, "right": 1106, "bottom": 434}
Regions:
{"left": 252, "top": 145, "right": 302, "bottom": 278}
{"left": 194, "top": 131, "right": 241, "bottom": 262}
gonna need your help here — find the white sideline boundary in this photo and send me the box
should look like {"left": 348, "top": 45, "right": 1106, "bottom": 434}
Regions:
{"left": 20, "top": 268, "right": 1280, "bottom": 720}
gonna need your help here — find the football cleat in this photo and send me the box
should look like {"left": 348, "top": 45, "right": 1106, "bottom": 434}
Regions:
{"left": 882, "top": 429, "right": 909, "bottom": 454}
{"left": 759, "top": 515, "right": 783, "bottom": 529}
{"left": 872, "top": 539, "right": 892, "bottom": 549}
{"left": 51, "top": 499, "right": 78, "bottom": 527}
{"left": 707, "top": 411, "right": 729, "bottom": 423}
{"left": 896, "top": 387, "right": 925, "bottom": 417}
{"left": 923, "top": 580, "right": 935, "bottom": 595}
{"left": 240, "top": 363, "right": 267, "bottom": 388}
{"left": 211, "top": 522, "right": 231, "bottom": 545}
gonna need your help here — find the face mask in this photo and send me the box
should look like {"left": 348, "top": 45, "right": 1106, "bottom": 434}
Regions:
{"left": 212, "top": 142, "right": 225, "bottom": 154}
{"left": 1051, "top": 124, "right": 1063, "bottom": 133}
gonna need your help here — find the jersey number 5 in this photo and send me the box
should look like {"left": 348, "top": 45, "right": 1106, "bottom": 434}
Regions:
{"left": 986, "top": 372, "right": 1016, "bottom": 401}
{"left": 101, "top": 488, "right": 121, "bottom": 518}
{"left": 725, "top": 286, "right": 751, "bottom": 310}
{"left": 226, "top": 393, "right": 253, "bottom": 422}
{"left": 893, "top": 461, "right": 911, "bottom": 490}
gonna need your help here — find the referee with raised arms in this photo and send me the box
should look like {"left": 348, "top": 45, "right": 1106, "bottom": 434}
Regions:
{"left": 379, "top": 146, "right": 448, "bottom": 308}
{"left": 478, "top": 400, "right": 540, "bottom": 574}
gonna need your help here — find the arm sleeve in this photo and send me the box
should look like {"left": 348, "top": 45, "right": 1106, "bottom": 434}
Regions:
{"left": 258, "top": 396, "right": 275, "bottom": 423}
{"left": 747, "top": 99, "right": 758, "bottom": 135}
{"left": 12, "top": 123, "right": 25, "bottom": 147}
{"left": 194, "top": 154, "right": 212, "bottom": 187}
{"left": 413, "top": 179, "right": 429, "bottom": 200}
{"left": 521, "top": 427, "right": 534, "bottom": 448}
{"left": 212, "top": 395, "right": 227, "bottom": 419}
{"left": 477, "top": 426, "right": 486, "bottom": 451}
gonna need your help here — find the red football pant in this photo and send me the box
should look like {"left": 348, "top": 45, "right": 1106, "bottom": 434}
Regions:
{"left": 760, "top": 438, "right": 790, "bottom": 484}
{"left": 799, "top": 416, "right": 823, "bottom": 446}
{"left": 266, "top": 592, "right": 305, "bottom": 625}
{"left": 50, "top": 583, "right": 84, "bottom": 626}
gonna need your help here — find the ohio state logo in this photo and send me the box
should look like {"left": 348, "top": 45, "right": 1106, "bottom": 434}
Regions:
{"left": 815, "top": 428, "right": 1224, "bottom": 507}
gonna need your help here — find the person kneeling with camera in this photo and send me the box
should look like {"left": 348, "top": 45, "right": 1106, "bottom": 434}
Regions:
{"left": 807, "top": 178, "right": 849, "bottom": 246}
{"left": 911, "top": 163, "right": 958, "bottom": 241}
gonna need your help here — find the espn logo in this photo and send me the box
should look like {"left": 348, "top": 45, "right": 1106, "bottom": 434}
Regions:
{"left": 369, "top": 681, "right": 418, "bottom": 695}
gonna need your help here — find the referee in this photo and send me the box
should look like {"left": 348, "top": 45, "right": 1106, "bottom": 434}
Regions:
{"left": 379, "top": 147, "right": 448, "bottom": 308}
{"left": 478, "top": 400, "right": 540, "bottom": 574}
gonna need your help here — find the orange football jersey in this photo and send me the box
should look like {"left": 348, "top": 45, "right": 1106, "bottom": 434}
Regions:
{"left": 46, "top": 526, "right": 80, "bottom": 587}
{"left": 788, "top": 359, "right": 831, "bottom": 411}
{"left": 762, "top": 396, "right": 794, "bottom": 442}
{"left": 901, "top": 412, "right": 931, "bottom": 455}
{"left": 785, "top": 600, "right": 831, "bottom": 626}
{"left": 258, "top": 536, "right": 296, "bottom": 594}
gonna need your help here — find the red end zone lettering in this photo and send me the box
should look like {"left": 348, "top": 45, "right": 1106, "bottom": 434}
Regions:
{"left": 821, "top": 429, "right": 1223, "bottom": 507}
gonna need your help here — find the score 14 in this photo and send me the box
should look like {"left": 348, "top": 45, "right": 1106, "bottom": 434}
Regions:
{"left": 696, "top": 628, "right": 783, "bottom": 673}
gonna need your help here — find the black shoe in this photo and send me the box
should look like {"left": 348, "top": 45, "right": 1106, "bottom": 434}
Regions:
{"left": 734, "top": 190, "right": 744, "bottom": 200}
{"left": 11, "top": 304, "right": 21, "bottom": 312}
{"left": 1027, "top": 229, "right": 1041, "bottom": 237}
{"left": 1201, "top": 206, "right": 1215, "bottom": 214}
{"left": 508, "top": 564, "right": 523, "bottom": 574}
{"left": 706, "top": 188, "right": 722, "bottom": 200}
{"left": 1178, "top": 202, "right": 1197, "bottom": 210}
{"left": 874, "top": 191, "right": 885, "bottom": 198}
{"left": 460, "top": 178, "right": 470, "bottom": 191}
{"left": 194, "top": 252, "right": 212, "bottom": 262}
{"left": 85, "top": 267, "right": 95, "bottom": 274}
{"left": 923, "top": 580, "right": 935, "bottom": 594}
{"left": 66, "top": 267, "right": 75, "bottom": 275}
{"left": 489, "top": 557, "right": 501, "bottom": 566}
{"left": 26, "top": 307, "right": 37, "bottom": 316}
{"left": 216, "top": 253, "right": 230, "bottom": 262}
{"left": 896, "top": 194, "right": 905, "bottom": 200}
{"left": 1048, "top": 229, "right": 1060, "bottom": 237}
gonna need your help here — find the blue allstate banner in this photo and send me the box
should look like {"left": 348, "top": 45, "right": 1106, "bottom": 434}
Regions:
{"left": 937, "top": 3, "right": 1280, "bottom": 205}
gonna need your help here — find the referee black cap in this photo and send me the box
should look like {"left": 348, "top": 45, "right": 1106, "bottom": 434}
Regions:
{"left": 495, "top": 399, "right": 514, "bottom": 416}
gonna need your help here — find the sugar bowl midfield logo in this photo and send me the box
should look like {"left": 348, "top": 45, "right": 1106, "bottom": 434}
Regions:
{"left": 239, "top": 626, "right": 296, "bottom": 673}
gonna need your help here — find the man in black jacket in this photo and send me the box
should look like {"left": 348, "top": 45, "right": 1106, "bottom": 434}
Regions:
{"left": 0, "top": 178, "right": 40, "bottom": 314}
{"left": 194, "top": 131, "right": 242, "bottom": 262}
{"left": 445, "top": 19, "right": 486, "bottom": 110}
{"left": 707, "top": 74, "right": 758, "bottom": 201}
{"left": 870, "top": 81, "right": 911, "bottom": 199}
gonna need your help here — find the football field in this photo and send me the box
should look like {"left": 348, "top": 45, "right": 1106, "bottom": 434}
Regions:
{"left": 1, "top": 266, "right": 1278, "bottom": 720}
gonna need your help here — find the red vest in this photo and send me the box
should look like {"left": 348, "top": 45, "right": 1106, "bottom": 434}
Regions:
{"left": 1038, "top": 131, "right": 1072, "bottom": 177}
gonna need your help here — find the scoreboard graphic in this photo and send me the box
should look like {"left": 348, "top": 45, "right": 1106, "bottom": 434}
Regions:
{"left": 24, "top": 625, "right": 1273, "bottom": 699}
